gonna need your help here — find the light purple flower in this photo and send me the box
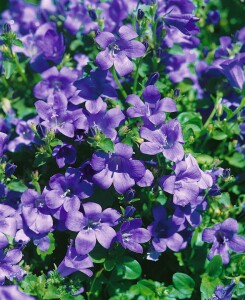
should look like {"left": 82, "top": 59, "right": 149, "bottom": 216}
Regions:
{"left": 116, "top": 219, "right": 151, "bottom": 253}
{"left": 0, "top": 249, "right": 25, "bottom": 284}
{"left": 45, "top": 168, "right": 93, "bottom": 220}
{"left": 0, "top": 285, "right": 35, "bottom": 300}
{"left": 159, "top": 154, "right": 213, "bottom": 206}
{"left": 140, "top": 119, "right": 184, "bottom": 162}
{"left": 164, "top": 13, "right": 200, "bottom": 36}
{"left": 91, "top": 143, "right": 153, "bottom": 194}
{"left": 0, "top": 132, "right": 8, "bottom": 156}
{"left": 21, "top": 189, "right": 53, "bottom": 235}
{"left": 0, "top": 204, "right": 17, "bottom": 250}
{"left": 95, "top": 25, "right": 145, "bottom": 76}
{"left": 202, "top": 218, "right": 245, "bottom": 264}
{"left": 34, "top": 66, "right": 78, "bottom": 100}
{"left": 57, "top": 243, "right": 93, "bottom": 277}
{"left": 65, "top": 202, "right": 120, "bottom": 255}
{"left": 209, "top": 281, "right": 235, "bottom": 300}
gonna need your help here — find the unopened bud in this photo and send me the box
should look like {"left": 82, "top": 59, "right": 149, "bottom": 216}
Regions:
{"left": 143, "top": 40, "right": 148, "bottom": 51}
{"left": 137, "top": 9, "right": 144, "bottom": 20}
{"left": 174, "top": 88, "right": 180, "bottom": 97}
{"left": 89, "top": 9, "right": 97, "bottom": 21}
{"left": 217, "top": 103, "right": 223, "bottom": 117}
{"left": 3, "top": 23, "right": 11, "bottom": 34}
{"left": 146, "top": 72, "right": 160, "bottom": 86}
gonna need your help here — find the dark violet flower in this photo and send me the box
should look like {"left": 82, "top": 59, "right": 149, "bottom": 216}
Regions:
{"left": 73, "top": 69, "right": 117, "bottom": 114}
{"left": 202, "top": 218, "right": 245, "bottom": 264}
{"left": 145, "top": 72, "right": 160, "bottom": 86}
{"left": 159, "top": 154, "right": 213, "bottom": 206}
{"left": 116, "top": 218, "right": 151, "bottom": 253}
{"left": 0, "top": 182, "right": 8, "bottom": 199}
{"left": 0, "top": 204, "right": 17, "bottom": 250}
{"left": 147, "top": 205, "right": 184, "bottom": 253}
{"left": 123, "top": 206, "right": 136, "bottom": 219}
{"left": 52, "top": 144, "right": 76, "bottom": 168}
{"left": 164, "top": 14, "right": 200, "bottom": 36}
{"left": 65, "top": 202, "right": 120, "bottom": 255}
{"left": 126, "top": 85, "right": 177, "bottom": 127}
{"left": 140, "top": 119, "right": 184, "bottom": 162}
{"left": 209, "top": 281, "right": 236, "bottom": 300}
{"left": 0, "top": 285, "right": 35, "bottom": 300}
{"left": 35, "top": 22, "right": 65, "bottom": 65}
{"left": 207, "top": 10, "right": 220, "bottom": 25}
{"left": 0, "top": 132, "right": 8, "bottom": 156}
{"left": 91, "top": 143, "right": 153, "bottom": 194}
{"left": 21, "top": 189, "right": 53, "bottom": 235}
{"left": 5, "top": 163, "right": 17, "bottom": 177}
{"left": 45, "top": 167, "right": 93, "bottom": 220}
{"left": 0, "top": 249, "right": 25, "bottom": 284}
{"left": 57, "top": 243, "right": 93, "bottom": 277}
{"left": 95, "top": 25, "right": 145, "bottom": 76}
{"left": 137, "top": 9, "right": 144, "bottom": 20}
{"left": 35, "top": 93, "right": 75, "bottom": 138}
{"left": 34, "top": 66, "right": 78, "bottom": 100}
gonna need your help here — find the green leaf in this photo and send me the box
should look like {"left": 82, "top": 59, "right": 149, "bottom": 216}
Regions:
{"left": 104, "top": 259, "right": 115, "bottom": 271}
{"left": 137, "top": 280, "right": 156, "bottom": 296}
{"left": 43, "top": 285, "right": 60, "bottom": 299}
{"left": 98, "top": 138, "right": 114, "bottom": 153}
{"left": 200, "top": 274, "right": 221, "bottom": 300}
{"left": 225, "top": 152, "right": 245, "bottom": 168}
{"left": 8, "top": 180, "right": 27, "bottom": 192}
{"left": 206, "top": 255, "right": 223, "bottom": 278}
{"left": 33, "top": 153, "right": 49, "bottom": 168}
{"left": 212, "top": 130, "right": 227, "bottom": 140}
{"left": 3, "top": 60, "right": 15, "bottom": 79}
{"left": 172, "top": 273, "right": 195, "bottom": 296}
{"left": 122, "top": 256, "right": 142, "bottom": 280}
{"left": 13, "top": 39, "right": 24, "bottom": 47}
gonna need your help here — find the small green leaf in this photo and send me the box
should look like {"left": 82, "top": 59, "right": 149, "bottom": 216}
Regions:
{"left": 3, "top": 60, "right": 15, "bottom": 79}
{"left": 122, "top": 256, "right": 142, "bottom": 280}
{"left": 137, "top": 280, "right": 156, "bottom": 296}
{"left": 8, "top": 180, "right": 27, "bottom": 192}
{"left": 212, "top": 130, "right": 227, "bottom": 140}
{"left": 200, "top": 274, "right": 221, "bottom": 300}
{"left": 206, "top": 255, "right": 223, "bottom": 278}
{"left": 33, "top": 153, "right": 49, "bottom": 168}
{"left": 13, "top": 39, "right": 24, "bottom": 47}
{"left": 98, "top": 138, "right": 114, "bottom": 153}
{"left": 104, "top": 259, "right": 115, "bottom": 271}
{"left": 173, "top": 273, "right": 195, "bottom": 296}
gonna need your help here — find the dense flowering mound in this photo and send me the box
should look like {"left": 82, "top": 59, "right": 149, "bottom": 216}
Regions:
{"left": 0, "top": 0, "right": 244, "bottom": 299}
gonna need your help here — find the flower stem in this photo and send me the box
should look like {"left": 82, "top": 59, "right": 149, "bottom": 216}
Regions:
{"left": 133, "top": 58, "right": 142, "bottom": 94}
{"left": 87, "top": 268, "right": 104, "bottom": 300}
{"left": 226, "top": 97, "right": 245, "bottom": 121}
{"left": 13, "top": 53, "right": 27, "bottom": 83}
{"left": 112, "top": 67, "right": 127, "bottom": 99}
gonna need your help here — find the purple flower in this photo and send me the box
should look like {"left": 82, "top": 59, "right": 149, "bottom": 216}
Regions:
{"left": 202, "top": 218, "right": 245, "bottom": 264}
{"left": 91, "top": 143, "right": 153, "bottom": 194}
{"left": 207, "top": 10, "right": 220, "bottom": 25}
{"left": 65, "top": 202, "right": 120, "bottom": 255}
{"left": 0, "top": 132, "right": 8, "bottom": 156}
{"left": 57, "top": 243, "right": 93, "bottom": 277}
{"left": 7, "top": 119, "right": 37, "bottom": 152}
{"left": 45, "top": 168, "right": 93, "bottom": 220}
{"left": 35, "top": 93, "right": 75, "bottom": 138}
{"left": 35, "top": 22, "right": 65, "bottom": 65}
{"left": 116, "top": 218, "right": 151, "bottom": 253}
{"left": 34, "top": 67, "right": 78, "bottom": 100}
{"left": 209, "top": 281, "right": 236, "bottom": 300}
{"left": 95, "top": 25, "right": 145, "bottom": 76}
{"left": 140, "top": 119, "right": 184, "bottom": 162}
{"left": 21, "top": 189, "right": 53, "bottom": 235}
{"left": 0, "top": 249, "right": 25, "bottom": 284}
{"left": 164, "top": 14, "right": 200, "bottom": 36}
{"left": 126, "top": 85, "right": 177, "bottom": 127}
{"left": 73, "top": 69, "right": 117, "bottom": 114}
{"left": 52, "top": 144, "right": 76, "bottom": 168}
{"left": 159, "top": 154, "right": 213, "bottom": 206}
{"left": 147, "top": 205, "right": 184, "bottom": 253}
{"left": 0, "top": 285, "right": 35, "bottom": 300}
{"left": 0, "top": 204, "right": 17, "bottom": 250}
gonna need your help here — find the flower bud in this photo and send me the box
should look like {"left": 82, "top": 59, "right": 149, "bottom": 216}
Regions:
{"left": 143, "top": 40, "right": 148, "bottom": 51}
{"left": 124, "top": 189, "right": 135, "bottom": 202}
{"left": 3, "top": 23, "right": 11, "bottom": 34}
{"left": 124, "top": 206, "right": 136, "bottom": 218}
{"left": 146, "top": 72, "right": 160, "bottom": 86}
{"left": 89, "top": 9, "right": 97, "bottom": 21}
{"left": 137, "top": 9, "right": 144, "bottom": 20}
{"left": 174, "top": 88, "right": 180, "bottom": 97}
